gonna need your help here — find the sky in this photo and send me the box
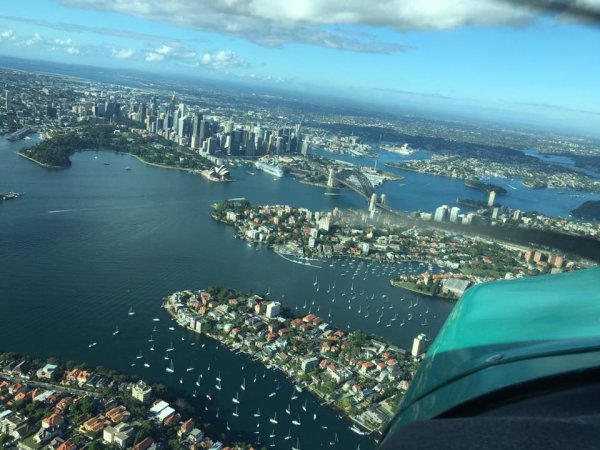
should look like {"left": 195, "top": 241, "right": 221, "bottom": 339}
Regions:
{"left": 0, "top": 0, "right": 599, "bottom": 134}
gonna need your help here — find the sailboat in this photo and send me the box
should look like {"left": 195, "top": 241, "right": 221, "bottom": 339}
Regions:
{"left": 112, "top": 325, "right": 119, "bottom": 336}
{"left": 143, "top": 362, "right": 150, "bottom": 368}
{"left": 88, "top": 342, "right": 97, "bottom": 348}
{"left": 166, "top": 359, "right": 175, "bottom": 373}
{"left": 302, "top": 400, "right": 307, "bottom": 412}
{"left": 216, "top": 371, "right": 221, "bottom": 382}
{"left": 269, "top": 429, "right": 276, "bottom": 438}
{"left": 269, "top": 412, "right": 278, "bottom": 424}
{"left": 292, "top": 415, "right": 301, "bottom": 426}
{"left": 226, "top": 421, "right": 230, "bottom": 431}
{"left": 166, "top": 342, "right": 174, "bottom": 352}
{"left": 206, "top": 389, "right": 212, "bottom": 401}
{"left": 153, "top": 317, "right": 160, "bottom": 322}
{"left": 233, "top": 406, "right": 239, "bottom": 417}
{"left": 292, "top": 437, "right": 300, "bottom": 450}
{"left": 241, "top": 377, "right": 246, "bottom": 391}
{"left": 196, "top": 374, "right": 202, "bottom": 386}
{"left": 215, "top": 380, "right": 222, "bottom": 391}
{"left": 330, "top": 432, "right": 339, "bottom": 446}
{"left": 192, "top": 390, "right": 197, "bottom": 398}
{"left": 285, "top": 430, "right": 292, "bottom": 440}
{"left": 253, "top": 374, "right": 257, "bottom": 383}
{"left": 254, "top": 408, "right": 261, "bottom": 418}
{"left": 313, "top": 276, "right": 318, "bottom": 286}
{"left": 136, "top": 351, "right": 143, "bottom": 359}
{"left": 216, "top": 408, "right": 219, "bottom": 418}
{"left": 232, "top": 392, "right": 240, "bottom": 404}
{"left": 150, "top": 344, "right": 155, "bottom": 351}
{"left": 285, "top": 403, "right": 291, "bottom": 414}
{"left": 186, "top": 365, "right": 195, "bottom": 372}
{"left": 128, "top": 306, "right": 135, "bottom": 316}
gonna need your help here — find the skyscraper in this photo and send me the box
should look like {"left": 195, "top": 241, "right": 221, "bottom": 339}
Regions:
{"left": 434, "top": 205, "right": 449, "bottom": 222}
{"left": 449, "top": 207, "right": 461, "bottom": 223}
{"left": 412, "top": 333, "right": 427, "bottom": 358}
{"left": 488, "top": 190, "right": 496, "bottom": 207}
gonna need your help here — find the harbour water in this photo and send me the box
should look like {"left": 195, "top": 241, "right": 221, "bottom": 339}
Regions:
{"left": 310, "top": 147, "right": 600, "bottom": 218}
{"left": 2, "top": 132, "right": 599, "bottom": 447}
{"left": 0, "top": 137, "right": 455, "bottom": 449}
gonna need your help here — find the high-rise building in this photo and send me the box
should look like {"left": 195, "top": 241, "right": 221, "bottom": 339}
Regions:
{"left": 4, "top": 89, "right": 9, "bottom": 110}
{"left": 449, "top": 206, "right": 460, "bottom": 223}
{"left": 412, "top": 333, "right": 427, "bottom": 358}
{"left": 488, "top": 190, "right": 496, "bottom": 207}
{"left": 369, "top": 193, "right": 377, "bottom": 212}
{"left": 434, "top": 205, "right": 448, "bottom": 222}
{"left": 265, "top": 302, "right": 281, "bottom": 318}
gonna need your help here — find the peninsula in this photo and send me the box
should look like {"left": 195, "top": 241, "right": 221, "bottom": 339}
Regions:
{"left": 0, "top": 353, "right": 251, "bottom": 450}
{"left": 163, "top": 287, "right": 418, "bottom": 435}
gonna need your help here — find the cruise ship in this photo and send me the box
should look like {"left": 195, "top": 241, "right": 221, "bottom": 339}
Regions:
{"left": 254, "top": 161, "right": 285, "bottom": 178}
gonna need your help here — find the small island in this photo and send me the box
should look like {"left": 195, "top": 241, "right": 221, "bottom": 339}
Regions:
{"left": 464, "top": 179, "right": 507, "bottom": 195}
{"left": 571, "top": 200, "right": 600, "bottom": 221}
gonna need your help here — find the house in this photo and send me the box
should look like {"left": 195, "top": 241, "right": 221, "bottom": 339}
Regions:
{"left": 132, "top": 381, "right": 152, "bottom": 403}
{"left": 133, "top": 437, "right": 154, "bottom": 450}
{"left": 103, "top": 422, "right": 137, "bottom": 448}
{"left": 177, "top": 418, "right": 195, "bottom": 437}
{"left": 300, "top": 357, "right": 319, "bottom": 372}
{"left": 41, "top": 413, "right": 64, "bottom": 429}
{"left": 56, "top": 441, "right": 76, "bottom": 450}
{"left": 36, "top": 363, "right": 58, "bottom": 380}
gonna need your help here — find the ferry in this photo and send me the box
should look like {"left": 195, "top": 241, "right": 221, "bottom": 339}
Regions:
{"left": 350, "top": 425, "right": 369, "bottom": 435}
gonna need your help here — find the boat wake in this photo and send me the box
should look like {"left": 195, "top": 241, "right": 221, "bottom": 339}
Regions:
{"left": 48, "top": 208, "right": 98, "bottom": 214}
{"left": 276, "top": 251, "right": 322, "bottom": 269}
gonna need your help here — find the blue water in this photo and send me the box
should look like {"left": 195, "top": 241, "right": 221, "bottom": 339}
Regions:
{"left": 0, "top": 137, "right": 456, "bottom": 449}
{"left": 310, "top": 147, "right": 600, "bottom": 218}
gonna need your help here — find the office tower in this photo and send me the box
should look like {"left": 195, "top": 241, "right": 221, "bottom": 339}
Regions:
{"left": 449, "top": 206, "right": 460, "bottom": 223}
{"left": 4, "top": 89, "right": 9, "bottom": 110}
{"left": 434, "top": 205, "right": 449, "bottom": 222}
{"left": 274, "top": 136, "right": 284, "bottom": 155}
{"left": 140, "top": 102, "right": 147, "bottom": 123}
{"left": 301, "top": 139, "right": 310, "bottom": 156}
{"left": 512, "top": 210, "right": 522, "bottom": 221}
{"left": 380, "top": 194, "right": 387, "bottom": 205}
{"left": 206, "top": 137, "right": 218, "bottom": 154}
{"left": 488, "top": 190, "right": 496, "bottom": 207}
{"left": 492, "top": 207, "right": 500, "bottom": 219}
{"left": 265, "top": 302, "right": 281, "bottom": 318}
{"left": 199, "top": 120, "right": 209, "bottom": 145}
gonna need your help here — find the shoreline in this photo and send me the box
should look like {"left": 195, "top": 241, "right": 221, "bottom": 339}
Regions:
{"left": 18, "top": 151, "right": 67, "bottom": 169}
{"left": 389, "top": 279, "right": 456, "bottom": 301}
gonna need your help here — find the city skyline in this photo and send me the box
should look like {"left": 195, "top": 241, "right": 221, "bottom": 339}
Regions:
{"left": 0, "top": 0, "right": 599, "bottom": 134}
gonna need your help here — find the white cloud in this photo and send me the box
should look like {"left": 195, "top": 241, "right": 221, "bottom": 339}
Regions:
{"left": 59, "top": 0, "right": 600, "bottom": 52}
{"left": 154, "top": 44, "right": 173, "bottom": 55}
{"left": 200, "top": 50, "right": 242, "bottom": 70}
{"left": 0, "top": 29, "right": 16, "bottom": 41}
{"left": 145, "top": 51, "right": 164, "bottom": 62}
{"left": 54, "top": 37, "right": 73, "bottom": 46}
{"left": 23, "top": 33, "right": 43, "bottom": 46}
{"left": 111, "top": 47, "right": 135, "bottom": 59}
{"left": 66, "top": 46, "right": 80, "bottom": 54}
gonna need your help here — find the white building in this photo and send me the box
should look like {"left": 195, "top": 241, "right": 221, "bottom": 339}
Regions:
{"left": 265, "top": 301, "right": 281, "bottom": 318}
{"left": 411, "top": 333, "right": 427, "bottom": 358}
{"left": 449, "top": 207, "right": 461, "bottom": 223}
{"left": 434, "top": 205, "right": 448, "bottom": 223}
